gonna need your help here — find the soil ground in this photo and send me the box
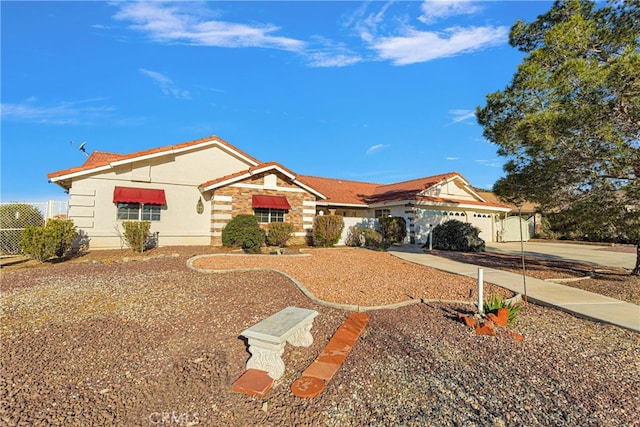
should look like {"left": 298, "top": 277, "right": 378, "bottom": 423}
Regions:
{"left": 1, "top": 245, "right": 638, "bottom": 426}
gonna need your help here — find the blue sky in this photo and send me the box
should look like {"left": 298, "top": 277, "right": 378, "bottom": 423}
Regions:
{"left": 1, "top": 0, "right": 554, "bottom": 202}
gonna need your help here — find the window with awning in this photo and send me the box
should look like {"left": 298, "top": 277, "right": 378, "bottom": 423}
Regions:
{"left": 252, "top": 195, "right": 291, "bottom": 210}
{"left": 113, "top": 186, "right": 166, "bottom": 205}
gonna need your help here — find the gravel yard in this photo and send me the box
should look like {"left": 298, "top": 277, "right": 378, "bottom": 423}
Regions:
{"left": 1, "top": 247, "right": 639, "bottom": 426}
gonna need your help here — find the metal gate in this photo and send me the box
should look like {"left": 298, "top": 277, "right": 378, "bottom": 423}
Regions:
{"left": 0, "top": 201, "right": 69, "bottom": 255}
{"left": 499, "top": 215, "right": 533, "bottom": 242}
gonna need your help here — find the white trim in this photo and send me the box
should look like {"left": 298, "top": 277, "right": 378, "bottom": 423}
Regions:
{"left": 230, "top": 183, "right": 307, "bottom": 192}
{"left": 213, "top": 195, "right": 232, "bottom": 202}
{"left": 200, "top": 164, "right": 326, "bottom": 199}
{"left": 303, "top": 216, "right": 314, "bottom": 222}
{"left": 315, "top": 201, "right": 368, "bottom": 208}
{"left": 212, "top": 213, "right": 232, "bottom": 220}
{"left": 69, "top": 189, "right": 95, "bottom": 196}
{"left": 303, "top": 200, "right": 316, "bottom": 206}
{"left": 213, "top": 204, "right": 232, "bottom": 211}
{"left": 202, "top": 173, "right": 252, "bottom": 191}
{"left": 212, "top": 222, "right": 227, "bottom": 229}
{"left": 302, "top": 209, "right": 316, "bottom": 215}
{"left": 49, "top": 165, "right": 111, "bottom": 182}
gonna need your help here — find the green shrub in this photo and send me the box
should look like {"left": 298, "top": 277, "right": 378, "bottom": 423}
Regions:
{"left": 222, "top": 215, "right": 265, "bottom": 253}
{"left": 122, "top": 221, "right": 151, "bottom": 252}
{"left": 1, "top": 203, "right": 45, "bottom": 255}
{"left": 345, "top": 226, "right": 383, "bottom": 248}
{"left": 427, "top": 219, "right": 486, "bottom": 252}
{"left": 378, "top": 216, "right": 406, "bottom": 246}
{"left": 312, "top": 215, "right": 344, "bottom": 247}
{"left": 483, "top": 294, "right": 523, "bottom": 326}
{"left": 20, "top": 226, "right": 55, "bottom": 262}
{"left": 19, "top": 219, "right": 77, "bottom": 262}
{"left": 345, "top": 225, "right": 363, "bottom": 247}
{"left": 362, "top": 228, "right": 382, "bottom": 247}
{"left": 267, "top": 222, "right": 293, "bottom": 247}
{"left": 46, "top": 219, "right": 77, "bottom": 257}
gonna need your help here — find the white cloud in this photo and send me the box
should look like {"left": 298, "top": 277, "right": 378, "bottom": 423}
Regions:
{"left": 113, "top": 2, "right": 305, "bottom": 52}
{"left": 448, "top": 109, "right": 476, "bottom": 125}
{"left": 366, "top": 144, "right": 390, "bottom": 155}
{"left": 139, "top": 69, "right": 191, "bottom": 99}
{"left": 370, "top": 25, "right": 508, "bottom": 65}
{"left": 305, "top": 36, "right": 362, "bottom": 67}
{"left": 445, "top": 156, "right": 461, "bottom": 161}
{"left": 351, "top": 1, "right": 507, "bottom": 65}
{"left": 475, "top": 159, "right": 502, "bottom": 168}
{"left": 418, "top": 0, "right": 481, "bottom": 24}
{"left": 0, "top": 98, "right": 115, "bottom": 125}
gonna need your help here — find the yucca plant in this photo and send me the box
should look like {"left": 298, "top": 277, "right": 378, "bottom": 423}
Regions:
{"left": 483, "top": 294, "right": 523, "bottom": 326}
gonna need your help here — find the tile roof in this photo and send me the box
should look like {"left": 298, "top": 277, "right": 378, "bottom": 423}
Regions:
{"left": 48, "top": 135, "right": 260, "bottom": 180}
{"left": 47, "top": 134, "right": 510, "bottom": 211}
{"left": 200, "top": 162, "right": 327, "bottom": 199}
{"left": 296, "top": 175, "right": 380, "bottom": 206}
{"left": 200, "top": 161, "right": 295, "bottom": 190}
{"left": 366, "top": 172, "right": 460, "bottom": 204}
{"left": 300, "top": 172, "right": 510, "bottom": 209}
{"left": 474, "top": 189, "right": 538, "bottom": 212}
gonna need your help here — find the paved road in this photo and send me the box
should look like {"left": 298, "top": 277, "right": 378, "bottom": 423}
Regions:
{"left": 485, "top": 241, "right": 636, "bottom": 270}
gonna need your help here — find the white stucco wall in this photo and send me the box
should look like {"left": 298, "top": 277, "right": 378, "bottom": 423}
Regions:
{"left": 67, "top": 145, "right": 252, "bottom": 249}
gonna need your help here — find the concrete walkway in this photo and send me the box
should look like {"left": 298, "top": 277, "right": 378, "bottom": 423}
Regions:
{"left": 485, "top": 241, "right": 636, "bottom": 270}
{"left": 388, "top": 246, "right": 640, "bottom": 333}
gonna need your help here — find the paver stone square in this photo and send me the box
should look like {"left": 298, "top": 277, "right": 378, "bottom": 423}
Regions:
{"left": 316, "top": 347, "right": 350, "bottom": 365}
{"left": 232, "top": 369, "right": 274, "bottom": 397}
{"left": 302, "top": 361, "right": 341, "bottom": 382}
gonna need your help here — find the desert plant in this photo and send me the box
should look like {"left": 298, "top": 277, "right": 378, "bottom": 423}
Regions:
{"left": 361, "top": 227, "right": 383, "bottom": 247}
{"left": 312, "top": 215, "right": 344, "bottom": 247}
{"left": 46, "top": 218, "right": 77, "bottom": 257}
{"left": 427, "top": 219, "right": 486, "bottom": 252}
{"left": 19, "top": 226, "right": 55, "bottom": 262}
{"left": 266, "top": 222, "right": 293, "bottom": 247}
{"left": 483, "top": 294, "right": 523, "bottom": 326}
{"left": 19, "top": 218, "right": 77, "bottom": 262}
{"left": 222, "top": 215, "right": 265, "bottom": 253}
{"left": 122, "top": 221, "right": 151, "bottom": 253}
{"left": 344, "top": 225, "right": 363, "bottom": 247}
{"left": 378, "top": 216, "right": 407, "bottom": 246}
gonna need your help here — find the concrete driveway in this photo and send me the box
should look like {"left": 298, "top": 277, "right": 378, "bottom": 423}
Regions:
{"left": 485, "top": 241, "right": 636, "bottom": 270}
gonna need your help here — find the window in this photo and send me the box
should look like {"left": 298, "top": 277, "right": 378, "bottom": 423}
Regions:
{"left": 117, "top": 203, "right": 161, "bottom": 221}
{"left": 374, "top": 209, "right": 390, "bottom": 218}
{"left": 254, "top": 208, "right": 285, "bottom": 223}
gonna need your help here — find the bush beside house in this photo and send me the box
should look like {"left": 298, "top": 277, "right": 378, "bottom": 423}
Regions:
{"left": 222, "top": 215, "right": 266, "bottom": 254}
{"left": 20, "top": 219, "right": 77, "bottom": 262}
{"left": 313, "top": 215, "right": 344, "bottom": 247}
{"left": 428, "top": 220, "right": 486, "bottom": 252}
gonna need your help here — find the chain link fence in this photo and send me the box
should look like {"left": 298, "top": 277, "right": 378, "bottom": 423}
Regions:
{"left": 0, "top": 201, "right": 69, "bottom": 255}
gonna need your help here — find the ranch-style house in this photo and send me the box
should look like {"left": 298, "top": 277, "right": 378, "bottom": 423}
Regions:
{"left": 47, "top": 135, "right": 513, "bottom": 249}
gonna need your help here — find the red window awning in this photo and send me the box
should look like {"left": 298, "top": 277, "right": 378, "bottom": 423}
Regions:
{"left": 113, "top": 187, "right": 166, "bottom": 205}
{"left": 252, "top": 195, "right": 291, "bottom": 210}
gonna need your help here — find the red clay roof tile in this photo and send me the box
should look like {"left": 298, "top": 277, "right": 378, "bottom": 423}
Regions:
{"left": 296, "top": 175, "right": 380, "bottom": 205}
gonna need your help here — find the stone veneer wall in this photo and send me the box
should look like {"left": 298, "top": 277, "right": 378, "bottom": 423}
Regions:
{"left": 209, "top": 172, "right": 316, "bottom": 246}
